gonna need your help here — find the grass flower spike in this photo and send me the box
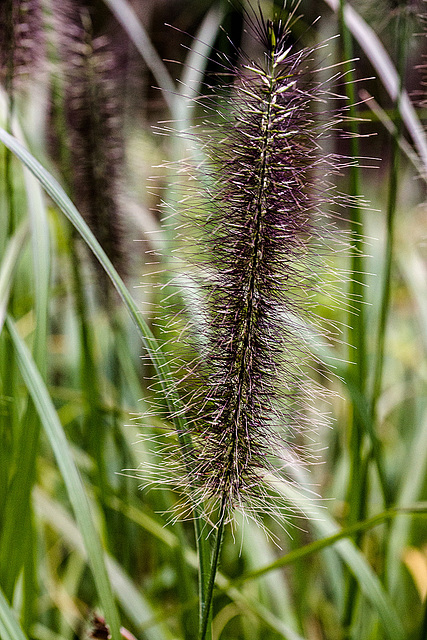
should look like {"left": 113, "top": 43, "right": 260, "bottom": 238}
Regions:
{"left": 0, "top": 0, "right": 44, "bottom": 95}
{"left": 153, "top": 5, "right": 346, "bottom": 528}
{"left": 51, "top": 1, "right": 126, "bottom": 289}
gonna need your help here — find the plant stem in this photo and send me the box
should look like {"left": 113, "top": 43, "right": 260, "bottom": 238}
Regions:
{"left": 369, "top": 9, "right": 407, "bottom": 505}
{"left": 199, "top": 496, "right": 226, "bottom": 640}
{"left": 338, "top": 0, "right": 389, "bottom": 531}
{"left": 338, "top": 0, "right": 367, "bottom": 527}
{"left": 338, "top": 1, "right": 367, "bottom": 634}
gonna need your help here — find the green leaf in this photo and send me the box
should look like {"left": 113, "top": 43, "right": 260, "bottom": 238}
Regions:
{"left": 0, "top": 127, "right": 212, "bottom": 637}
{"left": 35, "top": 489, "right": 174, "bottom": 640}
{"left": 24, "top": 152, "right": 50, "bottom": 373}
{"left": 268, "top": 475, "right": 406, "bottom": 640}
{"left": 236, "top": 505, "right": 427, "bottom": 583}
{"left": 0, "top": 128, "right": 185, "bottom": 437}
{"left": 6, "top": 316, "right": 122, "bottom": 640}
{"left": 178, "top": 3, "right": 225, "bottom": 129}
{"left": 386, "top": 407, "right": 427, "bottom": 594}
{"left": 0, "top": 586, "right": 29, "bottom": 640}
{"left": 0, "top": 221, "right": 28, "bottom": 333}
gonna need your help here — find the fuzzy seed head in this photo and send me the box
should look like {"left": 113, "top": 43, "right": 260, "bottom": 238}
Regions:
{"left": 0, "top": 0, "right": 44, "bottom": 93}
{"left": 142, "top": 5, "right": 347, "bottom": 528}
{"left": 51, "top": 0, "right": 127, "bottom": 289}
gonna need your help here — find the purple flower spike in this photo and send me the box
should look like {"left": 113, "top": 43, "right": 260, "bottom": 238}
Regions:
{"left": 0, "top": 0, "right": 44, "bottom": 94}
{"left": 147, "top": 4, "right": 347, "bottom": 529}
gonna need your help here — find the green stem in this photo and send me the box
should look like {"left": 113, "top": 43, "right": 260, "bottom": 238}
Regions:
{"left": 0, "top": 0, "right": 17, "bottom": 560}
{"left": 338, "top": 1, "right": 366, "bottom": 390}
{"left": 338, "top": 0, "right": 367, "bottom": 633}
{"left": 235, "top": 504, "right": 427, "bottom": 584}
{"left": 0, "top": 125, "right": 212, "bottom": 640}
{"left": 70, "top": 235, "right": 109, "bottom": 505}
{"left": 369, "top": 10, "right": 407, "bottom": 507}
{"left": 199, "top": 497, "right": 226, "bottom": 640}
{"left": 195, "top": 516, "right": 212, "bottom": 637}
{"left": 338, "top": 0, "right": 368, "bottom": 531}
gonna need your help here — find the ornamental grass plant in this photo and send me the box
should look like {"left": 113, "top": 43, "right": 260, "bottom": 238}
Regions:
{"left": 0, "top": 1, "right": 426, "bottom": 640}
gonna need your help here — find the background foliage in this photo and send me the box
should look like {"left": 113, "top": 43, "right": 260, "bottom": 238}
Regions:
{"left": 0, "top": 1, "right": 427, "bottom": 639}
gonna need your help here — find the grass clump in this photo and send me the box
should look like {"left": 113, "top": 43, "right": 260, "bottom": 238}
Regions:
{"left": 0, "top": 1, "right": 426, "bottom": 640}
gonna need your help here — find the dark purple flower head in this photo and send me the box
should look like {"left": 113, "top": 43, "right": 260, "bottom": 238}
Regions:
{"left": 51, "top": 0, "right": 127, "bottom": 292}
{"left": 0, "top": 0, "right": 44, "bottom": 93}
{"left": 144, "top": 4, "right": 347, "bottom": 527}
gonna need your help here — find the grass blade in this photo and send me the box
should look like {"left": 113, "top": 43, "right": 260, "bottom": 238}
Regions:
{"left": 0, "top": 221, "right": 28, "bottom": 332}
{"left": 269, "top": 475, "right": 406, "bottom": 640}
{"left": 0, "top": 587, "right": 29, "bottom": 640}
{"left": 22, "top": 142, "right": 50, "bottom": 373}
{"left": 101, "top": 0, "right": 176, "bottom": 115}
{"left": 0, "top": 128, "right": 213, "bottom": 637}
{"left": 178, "top": 3, "right": 225, "bottom": 130}
{"left": 0, "top": 128, "right": 184, "bottom": 434}
{"left": 386, "top": 408, "right": 427, "bottom": 594}
{"left": 236, "top": 505, "right": 427, "bottom": 583}
{"left": 324, "top": 0, "right": 427, "bottom": 176}
{"left": 34, "top": 489, "right": 173, "bottom": 640}
{"left": 6, "top": 315, "right": 122, "bottom": 640}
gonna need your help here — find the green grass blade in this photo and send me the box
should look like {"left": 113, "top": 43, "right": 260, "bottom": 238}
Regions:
{"left": 360, "top": 90, "right": 426, "bottom": 182}
{"left": 270, "top": 475, "right": 406, "bottom": 640}
{"left": 0, "top": 586, "right": 29, "bottom": 640}
{"left": 215, "top": 579, "right": 308, "bottom": 640}
{"left": 178, "top": 3, "right": 225, "bottom": 130}
{"left": 323, "top": 0, "right": 427, "bottom": 175}
{"left": 105, "top": 495, "right": 309, "bottom": 638}
{"left": 0, "top": 221, "right": 28, "bottom": 332}
{"left": 0, "top": 128, "right": 185, "bottom": 434}
{"left": 34, "top": 489, "right": 173, "bottom": 640}
{"left": 0, "top": 127, "right": 213, "bottom": 633}
{"left": 5, "top": 122, "right": 51, "bottom": 625}
{"left": 236, "top": 505, "right": 427, "bottom": 583}
{"left": 23, "top": 152, "right": 50, "bottom": 373}
{"left": 386, "top": 408, "right": 427, "bottom": 594}
{"left": 11, "top": 117, "right": 51, "bottom": 373}
{"left": 6, "top": 316, "right": 122, "bottom": 640}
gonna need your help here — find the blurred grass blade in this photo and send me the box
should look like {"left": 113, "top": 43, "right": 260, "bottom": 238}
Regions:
{"left": 22, "top": 142, "right": 50, "bottom": 373}
{"left": 106, "top": 496, "right": 307, "bottom": 638}
{"left": 270, "top": 475, "right": 405, "bottom": 640}
{"left": 11, "top": 116, "right": 51, "bottom": 372}
{"left": 101, "top": 0, "right": 176, "bottom": 115}
{"left": 178, "top": 3, "right": 225, "bottom": 129}
{"left": 386, "top": 408, "right": 427, "bottom": 594}
{"left": 236, "top": 518, "right": 299, "bottom": 629}
{"left": 0, "top": 128, "right": 212, "bottom": 635}
{"left": 237, "top": 505, "right": 427, "bottom": 583}
{"left": 35, "top": 489, "right": 173, "bottom": 640}
{"left": 0, "top": 221, "right": 28, "bottom": 332}
{"left": 0, "top": 587, "right": 29, "bottom": 640}
{"left": 323, "top": 0, "right": 427, "bottom": 177}
{"left": 400, "top": 250, "right": 427, "bottom": 352}
{"left": 6, "top": 316, "right": 122, "bottom": 640}
{"left": 215, "top": 579, "right": 308, "bottom": 640}
{"left": 359, "top": 90, "right": 426, "bottom": 182}
{"left": 0, "top": 128, "right": 182, "bottom": 428}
